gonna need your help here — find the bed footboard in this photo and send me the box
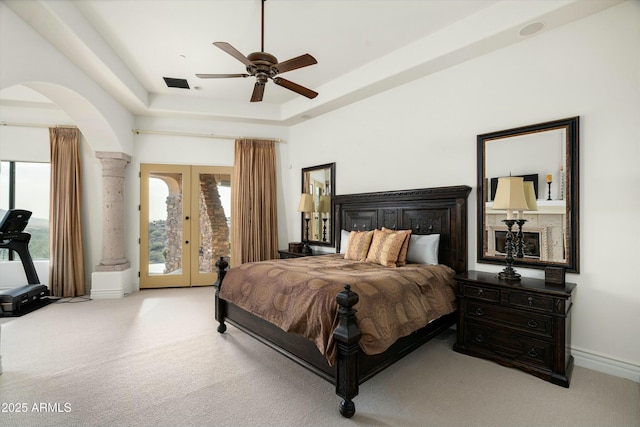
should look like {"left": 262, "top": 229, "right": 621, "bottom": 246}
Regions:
{"left": 213, "top": 257, "right": 364, "bottom": 417}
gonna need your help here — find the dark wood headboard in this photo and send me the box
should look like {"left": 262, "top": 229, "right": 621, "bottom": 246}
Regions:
{"left": 333, "top": 186, "right": 471, "bottom": 274}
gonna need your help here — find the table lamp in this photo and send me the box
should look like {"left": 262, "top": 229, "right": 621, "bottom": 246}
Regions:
{"left": 298, "top": 193, "right": 314, "bottom": 254}
{"left": 493, "top": 176, "right": 529, "bottom": 280}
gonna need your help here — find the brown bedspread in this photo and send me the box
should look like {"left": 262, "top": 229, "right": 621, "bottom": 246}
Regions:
{"left": 219, "top": 254, "right": 456, "bottom": 364}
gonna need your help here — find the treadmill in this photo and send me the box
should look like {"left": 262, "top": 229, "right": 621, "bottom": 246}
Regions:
{"left": 0, "top": 209, "right": 49, "bottom": 314}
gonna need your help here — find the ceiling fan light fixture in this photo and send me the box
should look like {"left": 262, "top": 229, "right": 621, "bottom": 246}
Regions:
{"left": 195, "top": 0, "right": 318, "bottom": 102}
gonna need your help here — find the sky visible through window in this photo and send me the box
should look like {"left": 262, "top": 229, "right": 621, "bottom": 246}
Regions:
{"left": 0, "top": 162, "right": 50, "bottom": 219}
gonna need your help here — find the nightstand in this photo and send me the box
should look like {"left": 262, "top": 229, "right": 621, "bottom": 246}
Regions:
{"left": 278, "top": 250, "right": 315, "bottom": 259}
{"left": 453, "top": 271, "right": 576, "bottom": 387}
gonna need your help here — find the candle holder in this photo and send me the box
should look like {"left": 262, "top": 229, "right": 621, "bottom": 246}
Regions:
{"left": 322, "top": 217, "right": 328, "bottom": 242}
{"left": 546, "top": 181, "right": 552, "bottom": 201}
{"left": 515, "top": 218, "right": 527, "bottom": 258}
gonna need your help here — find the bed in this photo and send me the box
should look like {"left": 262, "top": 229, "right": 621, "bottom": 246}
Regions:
{"left": 214, "top": 185, "right": 471, "bottom": 417}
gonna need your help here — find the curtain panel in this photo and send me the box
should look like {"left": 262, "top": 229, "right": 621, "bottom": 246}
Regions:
{"left": 231, "top": 139, "right": 279, "bottom": 265}
{"left": 49, "top": 127, "right": 85, "bottom": 297}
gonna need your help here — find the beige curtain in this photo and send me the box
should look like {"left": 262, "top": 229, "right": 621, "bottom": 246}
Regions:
{"left": 49, "top": 127, "right": 85, "bottom": 297}
{"left": 231, "top": 139, "right": 279, "bottom": 265}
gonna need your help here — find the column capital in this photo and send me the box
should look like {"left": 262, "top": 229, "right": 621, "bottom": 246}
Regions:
{"left": 96, "top": 152, "right": 131, "bottom": 178}
{"left": 96, "top": 151, "right": 131, "bottom": 162}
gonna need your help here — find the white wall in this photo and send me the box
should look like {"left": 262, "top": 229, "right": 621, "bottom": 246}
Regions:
{"left": 288, "top": 2, "right": 640, "bottom": 376}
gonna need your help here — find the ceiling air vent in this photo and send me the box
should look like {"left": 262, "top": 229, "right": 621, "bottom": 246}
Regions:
{"left": 163, "top": 77, "right": 190, "bottom": 89}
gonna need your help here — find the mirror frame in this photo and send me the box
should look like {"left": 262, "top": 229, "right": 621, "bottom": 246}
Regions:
{"left": 301, "top": 162, "right": 336, "bottom": 247}
{"left": 477, "top": 117, "right": 579, "bottom": 273}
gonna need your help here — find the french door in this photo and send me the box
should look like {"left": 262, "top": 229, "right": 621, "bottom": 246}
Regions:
{"left": 140, "top": 164, "right": 232, "bottom": 288}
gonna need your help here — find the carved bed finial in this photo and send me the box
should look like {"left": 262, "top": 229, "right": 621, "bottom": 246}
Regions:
{"left": 334, "top": 285, "right": 361, "bottom": 417}
{"left": 215, "top": 257, "right": 229, "bottom": 333}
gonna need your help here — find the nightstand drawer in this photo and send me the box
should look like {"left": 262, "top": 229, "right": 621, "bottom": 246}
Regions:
{"left": 465, "top": 322, "right": 553, "bottom": 370}
{"left": 506, "top": 292, "right": 555, "bottom": 313}
{"left": 461, "top": 284, "right": 500, "bottom": 303}
{"left": 465, "top": 301, "right": 553, "bottom": 338}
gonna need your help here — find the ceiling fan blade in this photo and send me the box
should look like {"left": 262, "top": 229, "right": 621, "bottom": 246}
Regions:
{"left": 196, "top": 73, "right": 250, "bottom": 79}
{"left": 273, "top": 77, "right": 318, "bottom": 99}
{"left": 213, "top": 42, "right": 254, "bottom": 68}
{"left": 273, "top": 54, "right": 317, "bottom": 74}
{"left": 250, "top": 82, "right": 266, "bottom": 102}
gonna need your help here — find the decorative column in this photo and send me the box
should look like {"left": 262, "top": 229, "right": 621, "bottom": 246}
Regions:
{"left": 95, "top": 151, "right": 131, "bottom": 271}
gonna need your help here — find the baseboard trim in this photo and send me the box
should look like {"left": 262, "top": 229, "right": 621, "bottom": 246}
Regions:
{"left": 90, "top": 268, "right": 134, "bottom": 299}
{"left": 572, "top": 346, "right": 640, "bottom": 383}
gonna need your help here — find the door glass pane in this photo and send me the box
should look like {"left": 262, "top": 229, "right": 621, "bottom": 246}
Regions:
{"left": 148, "top": 173, "right": 182, "bottom": 275}
{"left": 197, "top": 173, "right": 231, "bottom": 274}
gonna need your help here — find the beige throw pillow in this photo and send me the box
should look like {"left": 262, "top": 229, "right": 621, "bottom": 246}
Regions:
{"left": 344, "top": 230, "right": 374, "bottom": 261}
{"left": 381, "top": 227, "right": 412, "bottom": 266}
{"left": 366, "top": 229, "right": 407, "bottom": 267}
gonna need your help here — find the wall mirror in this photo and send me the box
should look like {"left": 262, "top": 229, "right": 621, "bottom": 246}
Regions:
{"left": 301, "top": 163, "right": 336, "bottom": 247}
{"left": 477, "top": 117, "right": 579, "bottom": 272}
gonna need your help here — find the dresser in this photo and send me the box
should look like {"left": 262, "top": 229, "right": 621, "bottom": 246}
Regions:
{"left": 453, "top": 271, "right": 576, "bottom": 387}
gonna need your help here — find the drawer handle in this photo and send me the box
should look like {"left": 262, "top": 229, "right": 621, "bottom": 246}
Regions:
{"left": 475, "top": 334, "right": 484, "bottom": 343}
{"left": 527, "top": 319, "right": 538, "bottom": 328}
{"left": 528, "top": 348, "right": 538, "bottom": 357}
{"left": 527, "top": 297, "right": 534, "bottom": 306}
{"left": 475, "top": 307, "right": 484, "bottom": 316}
{"left": 477, "top": 289, "right": 484, "bottom": 296}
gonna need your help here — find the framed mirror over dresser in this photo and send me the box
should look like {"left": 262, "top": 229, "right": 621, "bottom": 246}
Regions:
{"left": 477, "top": 117, "right": 580, "bottom": 273}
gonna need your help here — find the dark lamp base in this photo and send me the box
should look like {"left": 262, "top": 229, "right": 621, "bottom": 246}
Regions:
{"left": 498, "top": 269, "right": 521, "bottom": 281}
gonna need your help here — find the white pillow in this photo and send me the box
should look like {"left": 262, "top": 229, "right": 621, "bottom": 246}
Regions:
{"left": 406, "top": 234, "right": 440, "bottom": 265}
{"left": 339, "top": 229, "right": 350, "bottom": 254}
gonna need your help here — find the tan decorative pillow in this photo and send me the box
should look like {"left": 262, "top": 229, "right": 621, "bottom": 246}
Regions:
{"left": 344, "top": 230, "right": 374, "bottom": 261}
{"left": 381, "top": 227, "right": 412, "bottom": 266}
{"left": 366, "top": 229, "right": 407, "bottom": 268}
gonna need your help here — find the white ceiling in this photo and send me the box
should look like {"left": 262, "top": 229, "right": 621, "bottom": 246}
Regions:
{"left": 1, "top": 0, "right": 625, "bottom": 125}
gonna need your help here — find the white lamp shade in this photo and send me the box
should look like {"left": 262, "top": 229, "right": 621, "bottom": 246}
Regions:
{"left": 493, "top": 177, "right": 529, "bottom": 219}
{"left": 523, "top": 181, "right": 538, "bottom": 211}
{"left": 318, "top": 195, "right": 331, "bottom": 213}
{"left": 298, "top": 193, "right": 314, "bottom": 213}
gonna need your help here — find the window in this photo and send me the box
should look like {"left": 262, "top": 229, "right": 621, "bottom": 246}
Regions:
{"left": 0, "top": 161, "right": 50, "bottom": 260}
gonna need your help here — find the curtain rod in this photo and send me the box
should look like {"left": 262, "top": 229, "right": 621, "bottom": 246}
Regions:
{"left": 132, "top": 128, "right": 283, "bottom": 142}
{"left": 0, "top": 121, "right": 77, "bottom": 129}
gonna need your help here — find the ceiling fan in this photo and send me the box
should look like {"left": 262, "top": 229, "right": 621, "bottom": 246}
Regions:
{"left": 196, "top": 0, "right": 318, "bottom": 102}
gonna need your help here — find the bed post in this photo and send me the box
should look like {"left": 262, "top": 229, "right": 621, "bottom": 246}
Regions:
{"left": 333, "top": 285, "right": 361, "bottom": 418}
{"left": 214, "top": 257, "right": 229, "bottom": 333}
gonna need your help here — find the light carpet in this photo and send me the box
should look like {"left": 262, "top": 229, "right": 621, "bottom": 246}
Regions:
{"left": 1, "top": 287, "right": 638, "bottom": 427}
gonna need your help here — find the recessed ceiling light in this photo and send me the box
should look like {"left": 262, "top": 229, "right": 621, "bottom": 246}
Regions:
{"left": 519, "top": 22, "right": 545, "bottom": 37}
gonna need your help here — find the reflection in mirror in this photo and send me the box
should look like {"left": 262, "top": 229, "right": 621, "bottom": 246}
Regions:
{"left": 301, "top": 163, "right": 335, "bottom": 247}
{"left": 478, "top": 117, "right": 579, "bottom": 272}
